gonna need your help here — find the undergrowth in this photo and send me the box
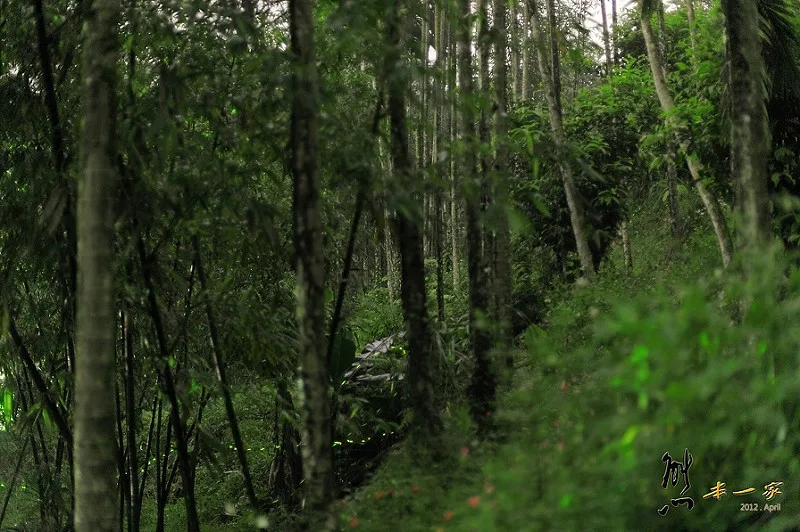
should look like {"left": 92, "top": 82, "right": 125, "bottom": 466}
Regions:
{"left": 338, "top": 194, "right": 800, "bottom": 531}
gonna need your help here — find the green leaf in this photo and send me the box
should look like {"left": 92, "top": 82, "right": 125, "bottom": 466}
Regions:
{"left": 523, "top": 323, "right": 545, "bottom": 354}
{"left": 559, "top": 494, "right": 573, "bottom": 508}
{"left": 630, "top": 345, "right": 648, "bottom": 364}
{"left": 621, "top": 425, "right": 639, "bottom": 446}
{"left": 507, "top": 206, "right": 531, "bottom": 235}
{"left": 3, "top": 390, "right": 12, "bottom": 423}
{"left": 532, "top": 195, "right": 551, "bottom": 217}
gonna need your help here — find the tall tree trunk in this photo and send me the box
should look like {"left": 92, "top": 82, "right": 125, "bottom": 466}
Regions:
{"left": 461, "top": 0, "right": 497, "bottom": 431}
{"left": 546, "top": 0, "right": 561, "bottom": 104}
{"left": 530, "top": 1, "right": 596, "bottom": 279}
{"left": 722, "top": 0, "right": 771, "bottom": 250}
{"left": 419, "top": 8, "right": 430, "bottom": 257}
{"left": 667, "top": 139, "right": 681, "bottom": 236}
{"left": 687, "top": 0, "right": 697, "bottom": 57}
{"left": 386, "top": 0, "right": 443, "bottom": 443}
{"left": 434, "top": 3, "right": 446, "bottom": 326}
{"left": 192, "top": 240, "right": 259, "bottom": 509}
{"left": 288, "top": 0, "right": 335, "bottom": 527}
{"left": 478, "top": 0, "right": 491, "bottom": 180}
{"left": 620, "top": 220, "right": 632, "bottom": 267}
{"left": 521, "top": 0, "right": 533, "bottom": 100}
{"left": 602, "top": 0, "right": 632, "bottom": 269}
{"left": 600, "top": 0, "right": 613, "bottom": 71}
{"left": 378, "top": 127, "right": 401, "bottom": 299}
{"left": 122, "top": 311, "right": 140, "bottom": 532}
{"left": 611, "top": 0, "right": 618, "bottom": 56}
{"left": 138, "top": 241, "right": 199, "bottom": 532}
{"left": 510, "top": 2, "right": 521, "bottom": 100}
{"left": 640, "top": 4, "right": 734, "bottom": 267}
{"left": 655, "top": 0, "right": 681, "bottom": 241}
{"left": 450, "top": 19, "right": 460, "bottom": 291}
{"left": 75, "top": 0, "right": 120, "bottom": 527}
{"left": 493, "top": 0, "right": 513, "bottom": 365}
{"left": 154, "top": 397, "right": 166, "bottom": 532}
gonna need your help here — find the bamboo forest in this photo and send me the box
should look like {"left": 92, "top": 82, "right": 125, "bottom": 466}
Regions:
{"left": 0, "top": 0, "right": 799, "bottom": 529}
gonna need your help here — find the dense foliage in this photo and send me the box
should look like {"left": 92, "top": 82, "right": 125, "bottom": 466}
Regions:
{"left": 0, "top": 0, "right": 798, "bottom": 529}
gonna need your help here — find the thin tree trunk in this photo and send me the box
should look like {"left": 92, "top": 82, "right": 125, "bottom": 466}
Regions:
{"left": 612, "top": 0, "right": 618, "bottom": 57}
{"left": 640, "top": 5, "right": 734, "bottom": 266}
{"left": 511, "top": 2, "right": 521, "bottom": 100}
{"left": 655, "top": 1, "right": 681, "bottom": 240}
{"left": 75, "top": 0, "right": 120, "bottom": 526}
{"left": 115, "top": 376, "right": 127, "bottom": 532}
{"left": 621, "top": 219, "right": 632, "bottom": 267}
{"left": 420, "top": 8, "right": 430, "bottom": 257}
{"left": 137, "top": 394, "right": 158, "bottom": 526}
{"left": 600, "top": 0, "right": 613, "bottom": 71}
{"left": 602, "top": 0, "right": 632, "bottom": 269}
{"left": 33, "top": 0, "right": 77, "bottom": 300}
{"left": 667, "top": 139, "right": 680, "bottom": 236}
{"left": 522, "top": 0, "right": 532, "bottom": 100}
{"left": 377, "top": 113, "right": 401, "bottom": 299}
{"left": 138, "top": 239, "right": 199, "bottom": 532}
{"left": 687, "top": 0, "right": 697, "bottom": 57}
{"left": 122, "top": 311, "right": 140, "bottom": 532}
{"left": 461, "top": 0, "right": 497, "bottom": 431}
{"left": 385, "top": 203, "right": 400, "bottom": 299}
{"left": 268, "top": 380, "right": 303, "bottom": 508}
{"left": 288, "top": 0, "right": 335, "bottom": 527}
{"left": 192, "top": 239, "right": 259, "bottom": 509}
{"left": 546, "top": 0, "right": 561, "bottom": 104}
{"left": 154, "top": 397, "right": 166, "bottom": 532}
{"left": 8, "top": 318, "right": 73, "bottom": 453}
{"left": 450, "top": 21, "right": 460, "bottom": 291}
{"left": 0, "top": 434, "right": 30, "bottom": 529}
{"left": 386, "top": 0, "right": 443, "bottom": 443}
{"left": 530, "top": 2, "right": 596, "bottom": 279}
{"left": 493, "top": 0, "right": 513, "bottom": 365}
{"left": 478, "top": 0, "right": 491, "bottom": 179}
{"left": 434, "top": 3, "right": 446, "bottom": 326}
{"left": 722, "top": 0, "right": 771, "bottom": 250}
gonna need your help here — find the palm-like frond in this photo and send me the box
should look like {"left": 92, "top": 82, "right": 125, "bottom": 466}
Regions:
{"left": 759, "top": 0, "right": 800, "bottom": 104}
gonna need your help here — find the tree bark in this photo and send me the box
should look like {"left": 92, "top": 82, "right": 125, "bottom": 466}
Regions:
{"left": 386, "top": 0, "right": 443, "bottom": 442}
{"left": 600, "top": 0, "right": 613, "bottom": 72}
{"left": 546, "top": 0, "right": 561, "bottom": 104}
{"left": 667, "top": 139, "right": 680, "bottom": 236}
{"left": 530, "top": 1, "right": 596, "bottom": 279}
{"left": 75, "top": 0, "right": 120, "bottom": 527}
{"left": 493, "top": 0, "right": 513, "bottom": 364}
{"left": 687, "top": 0, "right": 697, "bottom": 57}
{"left": 122, "top": 311, "right": 140, "bottom": 532}
{"left": 640, "top": 5, "right": 734, "bottom": 267}
{"left": 450, "top": 18, "right": 460, "bottom": 291}
{"left": 289, "top": 0, "right": 336, "bottom": 527}
{"left": 721, "top": 0, "right": 771, "bottom": 250}
{"left": 510, "top": 2, "right": 521, "bottom": 100}
{"left": 419, "top": 7, "right": 430, "bottom": 257}
{"left": 462, "top": 0, "right": 497, "bottom": 431}
{"left": 434, "top": 3, "right": 446, "bottom": 326}
{"left": 522, "top": 0, "right": 533, "bottom": 100}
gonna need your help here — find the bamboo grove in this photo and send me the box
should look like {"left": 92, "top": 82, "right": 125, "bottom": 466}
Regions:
{"left": 0, "top": 0, "right": 798, "bottom": 529}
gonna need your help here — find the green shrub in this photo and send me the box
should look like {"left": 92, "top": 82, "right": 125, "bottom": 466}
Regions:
{"left": 482, "top": 246, "right": 800, "bottom": 531}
